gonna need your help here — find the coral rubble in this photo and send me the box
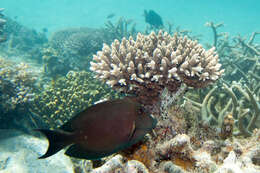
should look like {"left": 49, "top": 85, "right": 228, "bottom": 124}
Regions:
{"left": 89, "top": 127, "right": 260, "bottom": 173}
{"left": 91, "top": 155, "right": 149, "bottom": 173}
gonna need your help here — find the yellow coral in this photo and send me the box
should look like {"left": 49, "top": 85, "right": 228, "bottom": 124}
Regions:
{"left": 31, "top": 70, "right": 120, "bottom": 128}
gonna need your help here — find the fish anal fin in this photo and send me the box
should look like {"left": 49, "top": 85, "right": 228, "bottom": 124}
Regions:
{"left": 65, "top": 144, "right": 115, "bottom": 160}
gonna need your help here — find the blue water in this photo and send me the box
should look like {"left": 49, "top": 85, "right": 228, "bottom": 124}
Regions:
{"left": 1, "top": 0, "right": 260, "bottom": 43}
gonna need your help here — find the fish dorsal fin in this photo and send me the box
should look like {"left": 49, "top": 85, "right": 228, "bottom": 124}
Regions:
{"left": 60, "top": 120, "right": 73, "bottom": 132}
{"left": 60, "top": 111, "right": 84, "bottom": 132}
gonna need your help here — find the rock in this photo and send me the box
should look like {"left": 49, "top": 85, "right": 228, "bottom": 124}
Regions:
{"left": 0, "top": 130, "right": 74, "bottom": 173}
{"left": 161, "top": 161, "right": 185, "bottom": 173}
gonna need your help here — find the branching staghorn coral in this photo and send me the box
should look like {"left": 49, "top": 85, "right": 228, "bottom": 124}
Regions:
{"left": 205, "top": 21, "right": 260, "bottom": 86}
{"left": 205, "top": 22, "right": 225, "bottom": 49}
{"left": 90, "top": 30, "right": 224, "bottom": 106}
{"left": 103, "top": 17, "right": 137, "bottom": 41}
{"left": 184, "top": 82, "right": 260, "bottom": 137}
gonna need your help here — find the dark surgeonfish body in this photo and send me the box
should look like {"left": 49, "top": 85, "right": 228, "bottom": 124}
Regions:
{"left": 37, "top": 97, "right": 157, "bottom": 160}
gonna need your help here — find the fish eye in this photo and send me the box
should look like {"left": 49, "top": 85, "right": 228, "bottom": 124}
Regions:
{"left": 137, "top": 106, "right": 143, "bottom": 113}
{"left": 138, "top": 106, "right": 146, "bottom": 114}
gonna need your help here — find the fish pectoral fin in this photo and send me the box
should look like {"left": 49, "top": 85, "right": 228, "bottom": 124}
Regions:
{"left": 128, "top": 121, "right": 136, "bottom": 141}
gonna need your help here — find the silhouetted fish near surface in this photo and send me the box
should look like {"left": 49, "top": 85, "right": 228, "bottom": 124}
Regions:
{"left": 106, "top": 13, "right": 115, "bottom": 19}
{"left": 36, "top": 97, "right": 157, "bottom": 160}
{"left": 144, "top": 9, "right": 163, "bottom": 29}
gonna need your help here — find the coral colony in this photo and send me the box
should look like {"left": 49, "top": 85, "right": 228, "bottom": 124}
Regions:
{"left": 90, "top": 30, "right": 224, "bottom": 106}
{"left": 0, "top": 8, "right": 6, "bottom": 43}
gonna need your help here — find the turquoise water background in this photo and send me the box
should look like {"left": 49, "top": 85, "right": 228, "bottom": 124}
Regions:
{"left": 1, "top": 0, "right": 259, "bottom": 42}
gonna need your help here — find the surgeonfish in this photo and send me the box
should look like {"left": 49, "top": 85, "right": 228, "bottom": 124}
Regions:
{"left": 37, "top": 97, "right": 157, "bottom": 160}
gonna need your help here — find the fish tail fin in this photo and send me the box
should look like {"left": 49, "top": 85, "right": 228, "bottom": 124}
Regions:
{"left": 36, "top": 129, "right": 72, "bottom": 159}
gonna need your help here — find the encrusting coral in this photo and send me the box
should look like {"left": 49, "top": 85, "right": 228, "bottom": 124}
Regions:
{"left": 90, "top": 30, "right": 224, "bottom": 106}
{"left": 30, "top": 70, "right": 121, "bottom": 128}
{"left": 42, "top": 47, "right": 68, "bottom": 77}
{"left": 50, "top": 27, "right": 105, "bottom": 58}
{"left": 45, "top": 27, "right": 110, "bottom": 74}
{"left": 0, "top": 57, "right": 43, "bottom": 130}
{"left": 0, "top": 57, "right": 38, "bottom": 113}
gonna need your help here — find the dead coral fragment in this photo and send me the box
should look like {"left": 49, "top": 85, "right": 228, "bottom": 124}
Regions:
{"left": 92, "top": 155, "right": 149, "bottom": 173}
{"left": 156, "top": 134, "right": 196, "bottom": 171}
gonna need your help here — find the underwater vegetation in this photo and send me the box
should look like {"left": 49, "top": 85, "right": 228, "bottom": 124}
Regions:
{"left": 103, "top": 17, "right": 137, "bottom": 41}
